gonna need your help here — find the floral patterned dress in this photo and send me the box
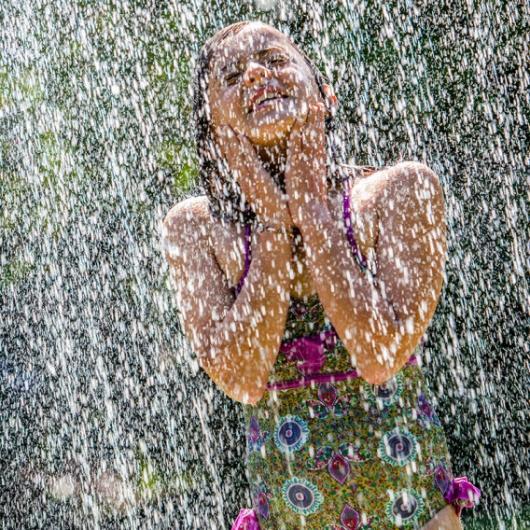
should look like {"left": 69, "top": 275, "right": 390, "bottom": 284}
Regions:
{"left": 231, "top": 173, "right": 479, "bottom": 529}
{"left": 241, "top": 296, "right": 454, "bottom": 529}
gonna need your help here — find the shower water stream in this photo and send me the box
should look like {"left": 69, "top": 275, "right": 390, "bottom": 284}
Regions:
{"left": 1, "top": 0, "right": 528, "bottom": 528}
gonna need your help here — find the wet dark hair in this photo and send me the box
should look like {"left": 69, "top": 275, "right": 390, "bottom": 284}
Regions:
{"left": 192, "top": 21, "right": 349, "bottom": 225}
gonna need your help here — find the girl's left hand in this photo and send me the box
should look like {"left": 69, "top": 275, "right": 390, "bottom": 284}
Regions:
{"left": 285, "top": 102, "right": 329, "bottom": 226}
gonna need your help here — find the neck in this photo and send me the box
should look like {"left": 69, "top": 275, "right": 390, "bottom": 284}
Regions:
{"left": 254, "top": 139, "right": 288, "bottom": 187}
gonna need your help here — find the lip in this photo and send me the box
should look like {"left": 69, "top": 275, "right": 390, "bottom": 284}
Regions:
{"left": 247, "top": 86, "right": 290, "bottom": 113}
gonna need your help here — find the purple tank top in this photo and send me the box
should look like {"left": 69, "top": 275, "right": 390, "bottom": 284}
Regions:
{"left": 235, "top": 181, "right": 367, "bottom": 296}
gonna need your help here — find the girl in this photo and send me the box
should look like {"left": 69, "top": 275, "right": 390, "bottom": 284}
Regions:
{"left": 163, "top": 21, "right": 480, "bottom": 529}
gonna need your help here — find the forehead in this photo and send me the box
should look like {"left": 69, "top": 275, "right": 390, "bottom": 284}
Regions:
{"left": 209, "top": 25, "right": 300, "bottom": 69}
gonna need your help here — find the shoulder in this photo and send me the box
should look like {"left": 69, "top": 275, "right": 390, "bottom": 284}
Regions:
{"left": 385, "top": 161, "right": 441, "bottom": 192}
{"left": 162, "top": 195, "right": 242, "bottom": 271}
{"left": 364, "top": 162, "right": 446, "bottom": 256}
{"left": 351, "top": 161, "right": 443, "bottom": 210}
{"left": 161, "top": 195, "right": 214, "bottom": 264}
{"left": 162, "top": 195, "right": 220, "bottom": 247}
{"left": 163, "top": 195, "right": 211, "bottom": 237}
{"left": 343, "top": 162, "right": 445, "bottom": 258}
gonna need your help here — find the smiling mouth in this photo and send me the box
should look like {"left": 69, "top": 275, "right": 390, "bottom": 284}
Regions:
{"left": 249, "top": 94, "right": 290, "bottom": 113}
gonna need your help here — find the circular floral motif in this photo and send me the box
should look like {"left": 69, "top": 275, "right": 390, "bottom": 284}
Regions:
{"left": 281, "top": 477, "right": 323, "bottom": 515}
{"left": 378, "top": 428, "right": 418, "bottom": 467}
{"left": 274, "top": 415, "right": 309, "bottom": 453}
{"left": 368, "top": 374, "right": 404, "bottom": 407}
{"left": 385, "top": 489, "right": 424, "bottom": 527}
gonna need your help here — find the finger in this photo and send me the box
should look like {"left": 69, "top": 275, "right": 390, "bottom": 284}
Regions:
{"left": 302, "top": 107, "right": 326, "bottom": 148}
{"left": 288, "top": 118, "right": 305, "bottom": 149}
{"left": 233, "top": 134, "right": 272, "bottom": 187}
{"left": 235, "top": 133, "right": 260, "bottom": 168}
{"left": 232, "top": 133, "right": 250, "bottom": 161}
{"left": 216, "top": 124, "right": 227, "bottom": 137}
{"left": 287, "top": 128, "right": 302, "bottom": 166}
{"left": 293, "top": 111, "right": 309, "bottom": 132}
{"left": 288, "top": 121, "right": 303, "bottom": 144}
{"left": 216, "top": 125, "right": 240, "bottom": 150}
{"left": 235, "top": 133, "right": 255, "bottom": 153}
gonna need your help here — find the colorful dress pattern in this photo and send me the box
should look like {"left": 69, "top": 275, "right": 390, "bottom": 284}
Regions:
{"left": 231, "top": 171, "right": 479, "bottom": 529}
{"left": 241, "top": 295, "right": 454, "bottom": 529}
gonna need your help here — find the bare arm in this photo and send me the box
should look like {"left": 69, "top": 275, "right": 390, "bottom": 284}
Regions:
{"left": 292, "top": 164, "right": 446, "bottom": 384}
{"left": 163, "top": 199, "right": 292, "bottom": 405}
{"left": 285, "top": 106, "right": 446, "bottom": 384}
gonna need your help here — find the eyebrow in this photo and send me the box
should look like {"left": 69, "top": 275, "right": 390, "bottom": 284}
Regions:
{"left": 255, "top": 46, "right": 285, "bottom": 58}
{"left": 218, "top": 46, "right": 287, "bottom": 74}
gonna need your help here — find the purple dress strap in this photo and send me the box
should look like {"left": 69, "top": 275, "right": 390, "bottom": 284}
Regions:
{"left": 444, "top": 476, "right": 481, "bottom": 516}
{"left": 235, "top": 180, "right": 366, "bottom": 296}
{"left": 231, "top": 508, "right": 260, "bottom": 530}
{"left": 235, "top": 224, "right": 252, "bottom": 296}
{"left": 342, "top": 179, "right": 368, "bottom": 269}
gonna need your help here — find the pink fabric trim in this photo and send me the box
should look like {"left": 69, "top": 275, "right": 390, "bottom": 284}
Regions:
{"left": 407, "top": 354, "right": 418, "bottom": 365}
{"left": 444, "top": 476, "right": 481, "bottom": 516}
{"left": 266, "top": 355, "right": 418, "bottom": 391}
{"left": 267, "top": 369, "right": 360, "bottom": 391}
{"left": 231, "top": 509, "right": 260, "bottom": 530}
{"left": 279, "top": 330, "right": 337, "bottom": 375}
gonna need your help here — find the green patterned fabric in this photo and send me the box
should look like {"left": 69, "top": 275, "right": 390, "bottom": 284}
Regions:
{"left": 242, "top": 295, "right": 453, "bottom": 529}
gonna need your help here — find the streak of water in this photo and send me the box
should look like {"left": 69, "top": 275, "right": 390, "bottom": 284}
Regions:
{"left": 1, "top": 0, "right": 527, "bottom": 528}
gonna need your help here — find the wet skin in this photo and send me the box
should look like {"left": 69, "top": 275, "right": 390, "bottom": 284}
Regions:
{"left": 207, "top": 24, "right": 326, "bottom": 148}
{"left": 165, "top": 21, "right": 446, "bottom": 405}
{"left": 163, "top": 22, "right": 456, "bottom": 529}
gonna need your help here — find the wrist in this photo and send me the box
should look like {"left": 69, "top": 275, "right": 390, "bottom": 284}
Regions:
{"left": 256, "top": 221, "right": 292, "bottom": 236}
{"left": 291, "top": 200, "right": 332, "bottom": 230}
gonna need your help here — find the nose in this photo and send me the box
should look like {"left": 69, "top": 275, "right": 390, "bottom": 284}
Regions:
{"left": 242, "top": 61, "right": 271, "bottom": 86}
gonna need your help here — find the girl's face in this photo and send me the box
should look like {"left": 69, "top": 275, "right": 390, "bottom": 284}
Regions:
{"left": 207, "top": 23, "right": 334, "bottom": 147}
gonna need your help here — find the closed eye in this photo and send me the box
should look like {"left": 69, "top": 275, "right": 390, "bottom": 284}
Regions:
{"left": 267, "top": 54, "right": 288, "bottom": 67}
{"left": 225, "top": 72, "right": 240, "bottom": 85}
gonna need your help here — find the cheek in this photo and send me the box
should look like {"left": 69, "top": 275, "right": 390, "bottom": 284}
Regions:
{"left": 283, "top": 68, "right": 316, "bottom": 99}
{"left": 226, "top": 97, "right": 243, "bottom": 119}
{"left": 211, "top": 92, "right": 242, "bottom": 126}
{"left": 221, "top": 88, "right": 245, "bottom": 118}
{"left": 283, "top": 67, "right": 304, "bottom": 86}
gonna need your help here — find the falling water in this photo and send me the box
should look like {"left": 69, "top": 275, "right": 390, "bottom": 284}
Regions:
{"left": 1, "top": 0, "right": 528, "bottom": 528}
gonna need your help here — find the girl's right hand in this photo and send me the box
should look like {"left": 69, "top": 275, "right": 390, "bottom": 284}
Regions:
{"left": 216, "top": 125, "right": 294, "bottom": 231}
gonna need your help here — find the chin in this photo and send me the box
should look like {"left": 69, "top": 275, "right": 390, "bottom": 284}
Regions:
{"left": 247, "top": 115, "right": 297, "bottom": 146}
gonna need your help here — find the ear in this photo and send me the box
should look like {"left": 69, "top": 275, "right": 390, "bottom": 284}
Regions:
{"left": 322, "top": 83, "right": 339, "bottom": 115}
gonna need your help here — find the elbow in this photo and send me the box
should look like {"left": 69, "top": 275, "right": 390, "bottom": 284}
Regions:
{"left": 356, "top": 355, "right": 394, "bottom": 385}
{"left": 219, "top": 380, "right": 267, "bottom": 406}
{"left": 394, "top": 161, "right": 439, "bottom": 185}
{"left": 360, "top": 369, "right": 394, "bottom": 386}
{"left": 236, "top": 389, "right": 266, "bottom": 406}
{"left": 358, "top": 343, "right": 419, "bottom": 386}
{"left": 198, "top": 351, "right": 267, "bottom": 406}
{"left": 354, "top": 334, "right": 409, "bottom": 386}
{"left": 395, "top": 161, "right": 444, "bottom": 215}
